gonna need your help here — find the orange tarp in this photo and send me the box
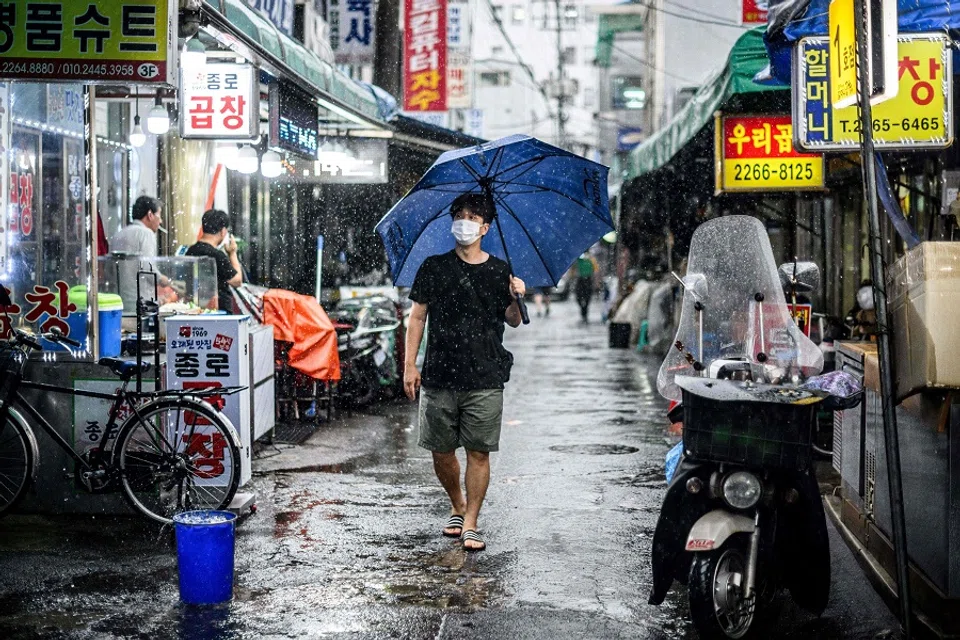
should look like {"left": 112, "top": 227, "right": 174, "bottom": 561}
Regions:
{"left": 262, "top": 289, "right": 341, "bottom": 381}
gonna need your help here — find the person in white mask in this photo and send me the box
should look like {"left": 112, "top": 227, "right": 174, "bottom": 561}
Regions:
{"left": 403, "top": 192, "right": 525, "bottom": 552}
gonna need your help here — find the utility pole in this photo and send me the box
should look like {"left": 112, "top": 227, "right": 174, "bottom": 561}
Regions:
{"left": 852, "top": 0, "right": 913, "bottom": 634}
{"left": 553, "top": 0, "right": 566, "bottom": 148}
{"left": 373, "top": 0, "right": 402, "bottom": 98}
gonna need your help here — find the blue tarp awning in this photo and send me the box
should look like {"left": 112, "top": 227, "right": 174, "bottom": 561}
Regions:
{"left": 764, "top": 0, "right": 960, "bottom": 85}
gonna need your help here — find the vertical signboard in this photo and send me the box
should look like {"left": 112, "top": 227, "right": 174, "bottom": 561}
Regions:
{"left": 329, "top": 0, "right": 376, "bottom": 64}
{"left": 179, "top": 63, "right": 259, "bottom": 140}
{"left": 447, "top": 53, "right": 471, "bottom": 108}
{"left": 245, "top": 0, "right": 295, "bottom": 36}
{"left": 447, "top": 0, "right": 470, "bottom": 49}
{"left": 0, "top": 83, "right": 8, "bottom": 276}
{"left": 0, "top": 0, "right": 175, "bottom": 84}
{"left": 403, "top": 0, "right": 447, "bottom": 112}
{"left": 715, "top": 114, "right": 825, "bottom": 194}
{"left": 166, "top": 316, "right": 252, "bottom": 486}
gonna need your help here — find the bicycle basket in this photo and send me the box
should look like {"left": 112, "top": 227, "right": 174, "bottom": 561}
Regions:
{"left": 0, "top": 342, "right": 26, "bottom": 410}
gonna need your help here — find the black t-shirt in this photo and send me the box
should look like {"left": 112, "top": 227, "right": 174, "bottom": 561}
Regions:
{"left": 409, "top": 250, "right": 514, "bottom": 390}
{"left": 185, "top": 242, "right": 237, "bottom": 312}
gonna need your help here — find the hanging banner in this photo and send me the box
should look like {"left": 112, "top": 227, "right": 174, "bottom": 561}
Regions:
{"left": 0, "top": 0, "right": 175, "bottom": 84}
{"left": 715, "top": 114, "right": 825, "bottom": 194}
{"left": 403, "top": 0, "right": 447, "bottom": 112}
{"left": 179, "top": 63, "right": 259, "bottom": 140}
{"left": 447, "top": 53, "right": 471, "bottom": 108}
{"left": 447, "top": 0, "right": 471, "bottom": 51}
{"left": 244, "top": 0, "right": 295, "bottom": 37}
{"left": 0, "top": 83, "right": 8, "bottom": 275}
{"left": 794, "top": 33, "right": 953, "bottom": 151}
{"left": 741, "top": 0, "right": 768, "bottom": 25}
{"left": 328, "top": 0, "right": 376, "bottom": 64}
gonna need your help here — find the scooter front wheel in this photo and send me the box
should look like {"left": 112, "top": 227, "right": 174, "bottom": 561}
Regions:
{"left": 688, "top": 537, "right": 761, "bottom": 639}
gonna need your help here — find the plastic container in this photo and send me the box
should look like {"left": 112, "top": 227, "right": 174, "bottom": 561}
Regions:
{"left": 42, "top": 287, "right": 123, "bottom": 357}
{"left": 174, "top": 510, "right": 237, "bottom": 605}
{"left": 608, "top": 322, "right": 631, "bottom": 348}
{"left": 681, "top": 389, "right": 815, "bottom": 470}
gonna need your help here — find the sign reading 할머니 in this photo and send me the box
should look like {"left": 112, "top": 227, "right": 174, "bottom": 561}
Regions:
{"left": 0, "top": 0, "right": 175, "bottom": 84}
{"left": 715, "top": 114, "right": 825, "bottom": 194}
{"left": 179, "top": 63, "right": 259, "bottom": 140}
{"left": 794, "top": 34, "right": 953, "bottom": 151}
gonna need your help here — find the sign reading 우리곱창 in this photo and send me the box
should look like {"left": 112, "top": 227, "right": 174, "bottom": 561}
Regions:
{"left": 715, "top": 114, "right": 825, "bottom": 195}
{"left": 0, "top": 0, "right": 176, "bottom": 84}
{"left": 794, "top": 33, "right": 953, "bottom": 151}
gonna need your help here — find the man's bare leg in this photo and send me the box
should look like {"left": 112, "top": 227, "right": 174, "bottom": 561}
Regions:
{"left": 462, "top": 449, "right": 490, "bottom": 550}
{"left": 433, "top": 451, "right": 467, "bottom": 535}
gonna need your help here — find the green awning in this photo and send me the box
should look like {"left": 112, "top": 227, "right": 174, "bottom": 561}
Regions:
{"left": 595, "top": 13, "right": 646, "bottom": 68}
{"left": 212, "top": 0, "right": 383, "bottom": 124}
{"left": 625, "top": 28, "right": 786, "bottom": 181}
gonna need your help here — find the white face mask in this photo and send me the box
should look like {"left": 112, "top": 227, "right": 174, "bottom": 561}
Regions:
{"left": 451, "top": 219, "right": 482, "bottom": 246}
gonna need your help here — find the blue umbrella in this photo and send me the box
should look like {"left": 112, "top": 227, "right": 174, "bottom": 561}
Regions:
{"left": 375, "top": 135, "right": 613, "bottom": 321}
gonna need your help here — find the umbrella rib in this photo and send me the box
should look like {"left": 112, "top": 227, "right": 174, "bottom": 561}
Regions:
{"left": 421, "top": 179, "right": 484, "bottom": 188}
{"left": 491, "top": 193, "right": 558, "bottom": 285}
{"left": 493, "top": 180, "right": 612, "bottom": 227}
{"left": 485, "top": 146, "right": 507, "bottom": 179}
{"left": 491, "top": 155, "right": 556, "bottom": 185}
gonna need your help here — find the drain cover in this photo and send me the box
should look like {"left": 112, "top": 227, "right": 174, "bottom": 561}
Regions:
{"left": 549, "top": 444, "right": 639, "bottom": 455}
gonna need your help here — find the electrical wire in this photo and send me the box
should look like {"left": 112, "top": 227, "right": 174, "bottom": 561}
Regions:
{"left": 482, "top": 0, "right": 556, "bottom": 118}
{"left": 627, "top": 0, "right": 746, "bottom": 28}
{"left": 611, "top": 44, "right": 701, "bottom": 84}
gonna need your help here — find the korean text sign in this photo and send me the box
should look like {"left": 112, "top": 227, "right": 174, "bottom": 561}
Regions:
{"left": 403, "top": 0, "right": 447, "bottom": 112}
{"left": 179, "top": 63, "right": 259, "bottom": 140}
{"left": 328, "top": 0, "right": 376, "bottom": 64}
{"left": 794, "top": 34, "right": 953, "bottom": 151}
{"left": 715, "top": 114, "right": 825, "bottom": 194}
{"left": 741, "top": 0, "right": 768, "bottom": 25}
{"left": 0, "top": 0, "right": 174, "bottom": 83}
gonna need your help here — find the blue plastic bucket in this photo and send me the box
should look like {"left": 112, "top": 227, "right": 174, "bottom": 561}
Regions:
{"left": 173, "top": 510, "right": 237, "bottom": 604}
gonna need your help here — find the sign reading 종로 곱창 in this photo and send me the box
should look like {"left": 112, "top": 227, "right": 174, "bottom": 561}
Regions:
{"left": 179, "top": 63, "right": 259, "bottom": 140}
{"left": 794, "top": 34, "right": 954, "bottom": 151}
{"left": 0, "top": 0, "right": 175, "bottom": 84}
{"left": 715, "top": 114, "right": 825, "bottom": 194}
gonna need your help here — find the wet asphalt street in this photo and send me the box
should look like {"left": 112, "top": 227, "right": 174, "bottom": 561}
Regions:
{"left": 0, "top": 299, "right": 903, "bottom": 639}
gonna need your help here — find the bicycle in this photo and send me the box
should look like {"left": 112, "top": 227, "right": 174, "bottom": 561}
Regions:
{"left": 0, "top": 326, "right": 243, "bottom": 525}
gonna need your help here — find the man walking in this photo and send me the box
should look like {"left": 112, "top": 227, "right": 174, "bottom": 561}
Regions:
{"left": 404, "top": 193, "right": 525, "bottom": 552}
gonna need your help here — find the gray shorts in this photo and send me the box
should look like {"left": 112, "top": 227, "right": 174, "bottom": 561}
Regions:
{"left": 418, "top": 388, "right": 504, "bottom": 453}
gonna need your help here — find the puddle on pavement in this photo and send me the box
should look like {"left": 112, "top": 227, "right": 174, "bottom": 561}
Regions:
{"left": 610, "top": 464, "right": 668, "bottom": 489}
{"left": 549, "top": 444, "right": 640, "bottom": 455}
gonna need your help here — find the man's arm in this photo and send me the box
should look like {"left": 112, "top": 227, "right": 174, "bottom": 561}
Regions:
{"left": 404, "top": 302, "right": 428, "bottom": 400}
{"left": 504, "top": 276, "right": 526, "bottom": 328}
{"left": 225, "top": 236, "right": 243, "bottom": 287}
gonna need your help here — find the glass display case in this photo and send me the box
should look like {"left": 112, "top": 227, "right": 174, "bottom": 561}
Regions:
{"left": 99, "top": 254, "right": 219, "bottom": 317}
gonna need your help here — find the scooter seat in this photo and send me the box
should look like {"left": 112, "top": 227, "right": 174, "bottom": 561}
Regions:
{"left": 98, "top": 357, "right": 151, "bottom": 379}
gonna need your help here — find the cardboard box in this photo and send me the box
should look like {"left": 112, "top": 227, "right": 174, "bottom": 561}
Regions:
{"left": 886, "top": 242, "right": 960, "bottom": 400}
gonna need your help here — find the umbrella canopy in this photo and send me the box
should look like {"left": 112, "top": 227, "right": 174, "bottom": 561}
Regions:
{"left": 375, "top": 134, "right": 613, "bottom": 288}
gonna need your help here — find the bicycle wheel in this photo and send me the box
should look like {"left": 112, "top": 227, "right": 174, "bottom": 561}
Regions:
{"left": 0, "top": 411, "right": 35, "bottom": 517}
{"left": 114, "top": 398, "right": 241, "bottom": 524}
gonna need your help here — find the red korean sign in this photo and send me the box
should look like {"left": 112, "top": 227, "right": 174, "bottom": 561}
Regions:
{"left": 0, "top": 281, "right": 76, "bottom": 339}
{"left": 715, "top": 114, "right": 825, "bottom": 193}
{"left": 179, "top": 63, "right": 259, "bottom": 140}
{"left": 403, "top": 0, "right": 447, "bottom": 112}
{"left": 741, "top": 0, "right": 768, "bottom": 25}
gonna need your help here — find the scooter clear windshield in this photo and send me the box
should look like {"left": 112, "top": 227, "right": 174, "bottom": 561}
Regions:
{"left": 657, "top": 216, "right": 823, "bottom": 402}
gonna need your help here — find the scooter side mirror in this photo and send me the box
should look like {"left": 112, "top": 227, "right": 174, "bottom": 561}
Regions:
{"left": 778, "top": 262, "right": 819, "bottom": 293}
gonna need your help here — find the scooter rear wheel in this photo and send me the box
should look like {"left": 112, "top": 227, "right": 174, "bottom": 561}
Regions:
{"left": 689, "top": 536, "right": 762, "bottom": 639}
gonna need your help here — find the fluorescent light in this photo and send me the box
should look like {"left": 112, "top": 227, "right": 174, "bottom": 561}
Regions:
{"left": 316, "top": 96, "right": 369, "bottom": 126}
{"left": 346, "top": 129, "right": 393, "bottom": 138}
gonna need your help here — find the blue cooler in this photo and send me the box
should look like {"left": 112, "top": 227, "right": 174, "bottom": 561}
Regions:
{"left": 42, "top": 287, "right": 124, "bottom": 357}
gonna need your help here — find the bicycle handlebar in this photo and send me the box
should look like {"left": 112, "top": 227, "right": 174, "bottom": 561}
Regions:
{"left": 47, "top": 327, "right": 82, "bottom": 348}
{"left": 13, "top": 329, "right": 42, "bottom": 351}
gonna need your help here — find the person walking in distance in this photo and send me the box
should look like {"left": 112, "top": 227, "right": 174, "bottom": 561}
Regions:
{"left": 573, "top": 251, "right": 600, "bottom": 323}
{"left": 404, "top": 192, "right": 526, "bottom": 552}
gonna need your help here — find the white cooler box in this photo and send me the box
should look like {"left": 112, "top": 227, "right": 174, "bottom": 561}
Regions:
{"left": 887, "top": 242, "right": 960, "bottom": 400}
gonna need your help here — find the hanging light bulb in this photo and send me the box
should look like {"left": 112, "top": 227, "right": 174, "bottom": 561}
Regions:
{"left": 235, "top": 145, "right": 259, "bottom": 174}
{"left": 181, "top": 36, "right": 207, "bottom": 70}
{"left": 129, "top": 89, "right": 146, "bottom": 147}
{"left": 214, "top": 142, "right": 235, "bottom": 166}
{"left": 260, "top": 150, "right": 283, "bottom": 178}
{"left": 147, "top": 92, "right": 170, "bottom": 135}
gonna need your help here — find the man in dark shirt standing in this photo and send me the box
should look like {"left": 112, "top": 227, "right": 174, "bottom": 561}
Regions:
{"left": 404, "top": 193, "right": 525, "bottom": 552}
{"left": 185, "top": 209, "right": 244, "bottom": 312}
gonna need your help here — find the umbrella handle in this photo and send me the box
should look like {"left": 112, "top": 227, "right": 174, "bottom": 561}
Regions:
{"left": 516, "top": 293, "right": 530, "bottom": 325}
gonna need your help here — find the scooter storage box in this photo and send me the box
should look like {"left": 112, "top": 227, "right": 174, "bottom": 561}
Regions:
{"left": 886, "top": 242, "right": 960, "bottom": 401}
{"left": 681, "top": 389, "right": 816, "bottom": 469}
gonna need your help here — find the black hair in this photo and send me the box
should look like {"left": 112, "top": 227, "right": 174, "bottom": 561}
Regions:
{"left": 201, "top": 209, "right": 230, "bottom": 234}
{"left": 132, "top": 195, "right": 162, "bottom": 220}
{"left": 450, "top": 192, "right": 496, "bottom": 224}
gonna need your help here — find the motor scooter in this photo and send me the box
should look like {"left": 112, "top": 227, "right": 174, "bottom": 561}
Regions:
{"left": 331, "top": 295, "right": 403, "bottom": 407}
{"left": 649, "top": 216, "right": 861, "bottom": 639}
